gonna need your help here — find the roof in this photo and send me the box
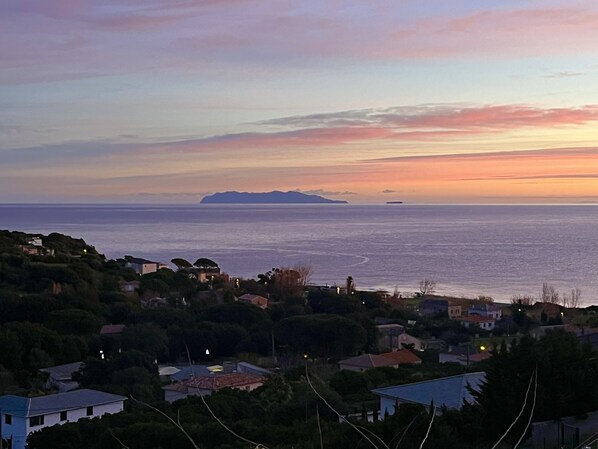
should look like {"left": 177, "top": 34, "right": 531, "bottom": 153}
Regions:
{"left": 100, "top": 324, "right": 126, "bottom": 335}
{"left": 380, "top": 350, "right": 422, "bottom": 365}
{"left": 0, "top": 389, "right": 127, "bottom": 418}
{"left": 159, "top": 366, "right": 181, "bottom": 376}
{"left": 457, "top": 315, "right": 495, "bottom": 323}
{"left": 338, "top": 354, "right": 399, "bottom": 369}
{"left": 372, "top": 372, "right": 486, "bottom": 410}
{"left": 376, "top": 324, "right": 405, "bottom": 334}
{"left": 40, "top": 362, "right": 83, "bottom": 381}
{"left": 238, "top": 294, "right": 268, "bottom": 305}
{"left": 164, "top": 373, "right": 265, "bottom": 393}
{"left": 170, "top": 365, "right": 212, "bottom": 382}
{"left": 469, "top": 303, "right": 500, "bottom": 311}
{"left": 126, "top": 258, "right": 157, "bottom": 265}
{"left": 235, "top": 361, "right": 272, "bottom": 376}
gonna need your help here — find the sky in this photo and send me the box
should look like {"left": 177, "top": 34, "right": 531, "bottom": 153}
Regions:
{"left": 1, "top": 0, "right": 598, "bottom": 203}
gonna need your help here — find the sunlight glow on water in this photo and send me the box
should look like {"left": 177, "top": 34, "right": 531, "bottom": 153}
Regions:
{"left": 1, "top": 204, "right": 597, "bottom": 303}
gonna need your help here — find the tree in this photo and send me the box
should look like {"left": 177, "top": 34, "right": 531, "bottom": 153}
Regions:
{"left": 510, "top": 294, "right": 533, "bottom": 306}
{"left": 193, "top": 258, "right": 218, "bottom": 268}
{"left": 472, "top": 330, "right": 598, "bottom": 444}
{"left": 562, "top": 287, "right": 582, "bottom": 308}
{"left": 540, "top": 282, "right": 559, "bottom": 304}
{"left": 275, "top": 314, "right": 367, "bottom": 357}
{"left": 170, "top": 258, "right": 192, "bottom": 269}
{"left": 419, "top": 279, "right": 436, "bottom": 295}
{"left": 258, "top": 374, "right": 293, "bottom": 409}
{"left": 293, "top": 264, "right": 313, "bottom": 286}
{"left": 258, "top": 267, "right": 303, "bottom": 300}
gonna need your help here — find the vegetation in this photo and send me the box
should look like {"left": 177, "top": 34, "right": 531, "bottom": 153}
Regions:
{"left": 1, "top": 229, "right": 597, "bottom": 449}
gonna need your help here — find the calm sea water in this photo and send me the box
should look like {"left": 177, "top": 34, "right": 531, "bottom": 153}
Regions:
{"left": 1, "top": 204, "right": 597, "bottom": 304}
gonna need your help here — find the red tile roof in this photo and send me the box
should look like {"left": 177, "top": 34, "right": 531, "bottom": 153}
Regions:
{"left": 164, "top": 372, "right": 265, "bottom": 393}
{"left": 379, "top": 349, "right": 422, "bottom": 365}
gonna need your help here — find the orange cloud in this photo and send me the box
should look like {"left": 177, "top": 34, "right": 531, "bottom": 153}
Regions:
{"left": 359, "top": 147, "right": 598, "bottom": 202}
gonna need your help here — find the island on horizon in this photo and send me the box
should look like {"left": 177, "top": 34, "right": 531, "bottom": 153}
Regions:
{"left": 200, "top": 190, "right": 348, "bottom": 204}
{"left": 386, "top": 201, "right": 404, "bottom": 204}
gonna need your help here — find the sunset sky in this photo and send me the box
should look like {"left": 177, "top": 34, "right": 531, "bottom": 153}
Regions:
{"left": 2, "top": 0, "right": 598, "bottom": 203}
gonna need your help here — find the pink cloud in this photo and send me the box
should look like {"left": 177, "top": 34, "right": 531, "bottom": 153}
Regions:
{"left": 5, "top": 2, "right": 598, "bottom": 85}
{"left": 255, "top": 104, "right": 598, "bottom": 143}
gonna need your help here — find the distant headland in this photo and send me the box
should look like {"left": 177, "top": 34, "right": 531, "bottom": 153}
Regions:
{"left": 200, "top": 190, "right": 348, "bottom": 204}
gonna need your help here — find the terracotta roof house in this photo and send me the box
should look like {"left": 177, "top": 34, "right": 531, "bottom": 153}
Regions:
{"left": 379, "top": 350, "right": 422, "bottom": 365}
{"left": 163, "top": 373, "right": 266, "bottom": 402}
{"left": 338, "top": 354, "right": 399, "bottom": 372}
{"left": 457, "top": 315, "right": 496, "bottom": 331}
{"left": 238, "top": 294, "right": 269, "bottom": 309}
{"left": 372, "top": 372, "right": 486, "bottom": 418}
{"left": 0, "top": 389, "right": 126, "bottom": 449}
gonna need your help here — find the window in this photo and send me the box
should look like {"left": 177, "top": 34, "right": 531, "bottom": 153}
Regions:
{"left": 5, "top": 414, "right": 12, "bottom": 425}
{"left": 60, "top": 410, "right": 68, "bottom": 421}
{"left": 29, "top": 415, "right": 45, "bottom": 427}
{"left": 86, "top": 406, "right": 93, "bottom": 416}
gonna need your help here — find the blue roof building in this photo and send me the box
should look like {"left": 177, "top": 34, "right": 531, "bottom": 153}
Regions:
{"left": 0, "top": 389, "right": 126, "bottom": 449}
{"left": 372, "top": 372, "right": 485, "bottom": 418}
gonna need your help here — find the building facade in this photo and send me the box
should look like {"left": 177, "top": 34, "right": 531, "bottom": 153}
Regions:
{"left": 0, "top": 389, "right": 126, "bottom": 449}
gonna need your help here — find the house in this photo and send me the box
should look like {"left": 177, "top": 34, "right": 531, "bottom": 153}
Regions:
{"left": 118, "top": 280, "right": 140, "bottom": 293}
{"left": 27, "top": 237, "right": 43, "bottom": 247}
{"left": 39, "top": 362, "right": 83, "bottom": 392}
{"left": 238, "top": 293, "right": 269, "bottom": 309}
{"left": 158, "top": 366, "right": 181, "bottom": 382}
{"left": 338, "top": 354, "right": 399, "bottom": 372}
{"left": 397, "top": 333, "right": 427, "bottom": 352}
{"left": 125, "top": 257, "right": 160, "bottom": 275}
{"left": 419, "top": 299, "right": 462, "bottom": 319}
{"left": 457, "top": 315, "right": 496, "bottom": 331}
{"left": 376, "top": 324, "right": 405, "bottom": 352}
{"left": 468, "top": 303, "right": 502, "bottom": 320}
{"left": 528, "top": 302, "right": 563, "bottom": 323}
{"left": 168, "top": 361, "right": 270, "bottom": 383}
{"left": 170, "top": 365, "right": 212, "bottom": 382}
{"left": 0, "top": 389, "right": 126, "bottom": 449}
{"left": 183, "top": 266, "right": 221, "bottom": 281}
{"left": 163, "top": 372, "right": 266, "bottom": 402}
{"left": 100, "top": 323, "right": 126, "bottom": 337}
{"left": 379, "top": 349, "right": 422, "bottom": 365}
{"left": 372, "top": 372, "right": 486, "bottom": 418}
{"left": 439, "top": 346, "right": 490, "bottom": 366}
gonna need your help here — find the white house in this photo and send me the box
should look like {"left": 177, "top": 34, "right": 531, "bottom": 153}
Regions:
{"left": 0, "top": 389, "right": 126, "bottom": 449}
{"left": 125, "top": 257, "right": 160, "bottom": 275}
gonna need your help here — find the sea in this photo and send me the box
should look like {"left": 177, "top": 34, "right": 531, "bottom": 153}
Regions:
{"left": 1, "top": 204, "right": 597, "bottom": 305}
